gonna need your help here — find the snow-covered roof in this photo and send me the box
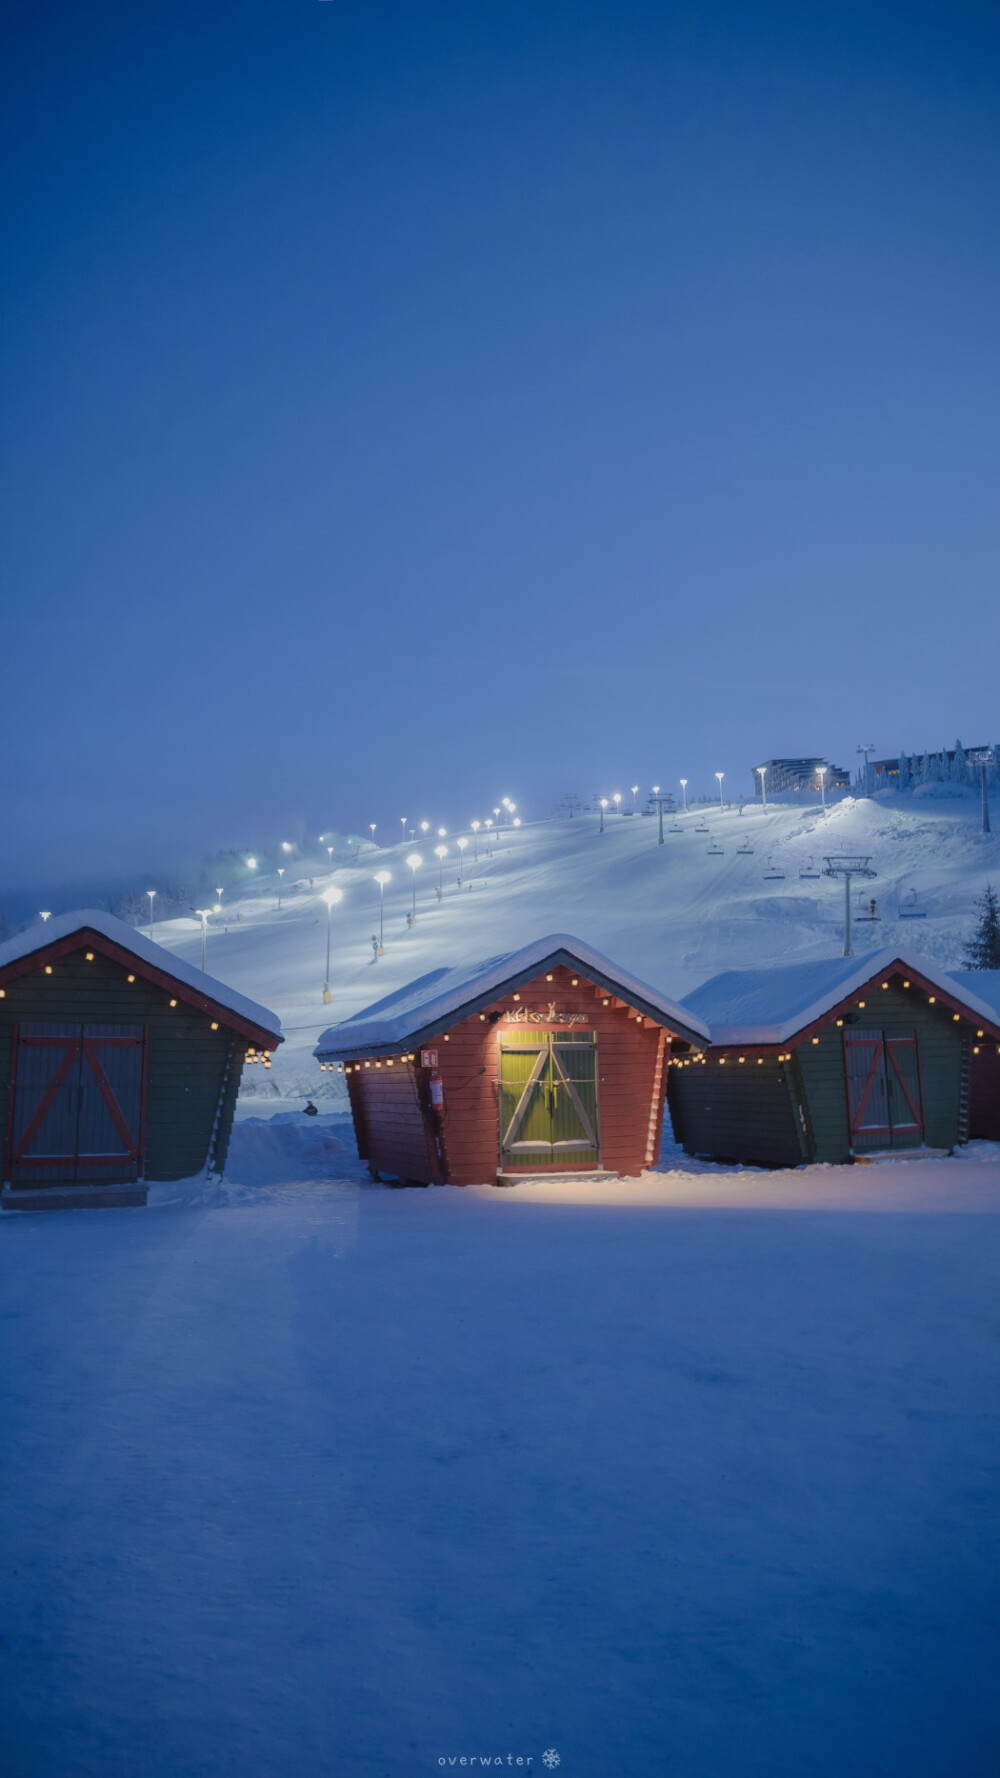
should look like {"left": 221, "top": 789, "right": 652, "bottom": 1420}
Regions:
{"left": 949, "top": 969, "right": 1000, "bottom": 1021}
{"left": 680, "top": 947, "right": 1000, "bottom": 1045}
{"left": 0, "top": 909, "right": 282, "bottom": 1042}
{"left": 315, "top": 933, "right": 709, "bottom": 1058}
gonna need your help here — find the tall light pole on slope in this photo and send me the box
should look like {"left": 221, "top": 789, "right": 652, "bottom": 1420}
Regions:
{"left": 631, "top": 784, "right": 639, "bottom": 813}
{"left": 434, "top": 845, "right": 448, "bottom": 899}
{"left": 147, "top": 890, "right": 157, "bottom": 939}
{"left": 651, "top": 785, "right": 667, "bottom": 845}
{"left": 679, "top": 778, "right": 688, "bottom": 813}
{"left": 471, "top": 820, "right": 481, "bottom": 861}
{"left": 322, "top": 886, "right": 343, "bottom": 1002}
{"left": 715, "top": 771, "right": 725, "bottom": 813}
{"left": 374, "top": 871, "right": 390, "bottom": 955}
{"left": 816, "top": 763, "right": 828, "bottom": 816}
{"left": 599, "top": 797, "right": 608, "bottom": 834}
{"left": 858, "top": 743, "right": 876, "bottom": 798}
{"left": 406, "top": 853, "right": 422, "bottom": 923}
{"left": 967, "top": 748, "right": 994, "bottom": 837}
{"left": 196, "top": 908, "right": 211, "bottom": 971}
{"left": 756, "top": 765, "right": 767, "bottom": 807}
{"left": 457, "top": 837, "right": 468, "bottom": 883}
{"left": 277, "top": 868, "right": 285, "bottom": 909}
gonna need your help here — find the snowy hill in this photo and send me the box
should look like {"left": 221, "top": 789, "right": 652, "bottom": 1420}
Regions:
{"left": 144, "top": 790, "right": 998, "bottom": 1102}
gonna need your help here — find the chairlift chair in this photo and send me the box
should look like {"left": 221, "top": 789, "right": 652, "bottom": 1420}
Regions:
{"left": 762, "top": 856, "right": 785, "bottom": 880}
{"left": 799, "top": 854, "right": 820, "bottom": 879}
{"left": 707, "top": 840, "right": 724, "bottom": 855}
{"left": 854, "top": 895, "right": 881, "bottom": 923}
{"left": 898, "top": 890, "right": 927, "bottom": 919}
{"left": 736, "top": 838, "right": 754, "bottom": 855}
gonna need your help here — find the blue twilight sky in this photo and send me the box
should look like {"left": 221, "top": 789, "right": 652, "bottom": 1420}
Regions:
{"left": 2, "top": 0, "right": 998, "bottom": 890}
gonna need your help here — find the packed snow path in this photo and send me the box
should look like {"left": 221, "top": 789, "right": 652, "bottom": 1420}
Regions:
{"left": 2, "top": 1139, "right": 998, "bottom": 1778}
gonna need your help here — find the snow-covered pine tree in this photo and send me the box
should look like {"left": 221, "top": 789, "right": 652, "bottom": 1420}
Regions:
{"left": 962, "top": 884, "right": 1000, "bottom": 969}
{"left": 953, "top": 738, "right": 967, "bottom": 784}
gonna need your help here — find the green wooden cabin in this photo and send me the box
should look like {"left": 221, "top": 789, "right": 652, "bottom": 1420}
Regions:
{"left": 669, "top": 950, "right": 1000, "bottom": 1167}
{"left": 0, "top": 910, "right": 282, "bottom": 1209}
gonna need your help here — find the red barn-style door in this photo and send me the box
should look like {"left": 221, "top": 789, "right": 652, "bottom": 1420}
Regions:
{"left": 844, "top": 1028, "right": 924, "bottom": 1151}
{"left": 7, "top": 1023, "right": 146, "bottom": 1183}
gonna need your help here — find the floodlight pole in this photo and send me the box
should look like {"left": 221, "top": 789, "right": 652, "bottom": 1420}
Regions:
{"left": 857, "top": 743, "right": 876, "bottom": 798}
{"left": 967, "top": 749, "right": 994, "bottom": 836}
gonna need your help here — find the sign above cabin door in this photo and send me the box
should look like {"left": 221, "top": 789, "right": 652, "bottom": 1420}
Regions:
{"left": 844, "top": 1028, "right": 924, "bottom": 1151}
{"left": 499, "top": 1030, "right": 599, "bottom": 1169}
{"left": 7, "top": 1023, "right": 146, "bottom": 1183}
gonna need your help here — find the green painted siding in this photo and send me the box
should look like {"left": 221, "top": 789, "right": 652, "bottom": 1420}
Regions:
{"left": 668, "top": 1056, "right": 805, "bottom": 1167}
{"left": 795, "top": 980, "right": 965, "bottom": 1161}
{"left": 1, "top": 947, "right": 245, "bottom": 1183}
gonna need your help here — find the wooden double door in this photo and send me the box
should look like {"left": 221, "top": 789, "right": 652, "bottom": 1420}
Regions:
{"left": 499, "top": 1029, "right": 600, "bottom": 1170}
{"left": 6, "top": 1023, "right": 146, "bottom": 1183}
{"left": 844, "top": 1027, "right": 924, "bottom": 1151}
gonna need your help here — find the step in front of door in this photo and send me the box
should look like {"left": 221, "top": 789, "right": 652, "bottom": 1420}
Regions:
{"left": 2, "top": 1183, "right": 149, "bottom": 1211}
{"left": 495, "top": 1168, "right": 620, "bottom": 1188}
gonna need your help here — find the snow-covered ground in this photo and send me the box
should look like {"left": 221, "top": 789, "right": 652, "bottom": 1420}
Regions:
{"left": 4, "top": 792, "right": 997, "bottom": 1775}
{"left": 1, "top": 1127, "right": 998, "bottom": 1777}
{"left": 143, "top": 789, "right": 999, "bottom": 1103}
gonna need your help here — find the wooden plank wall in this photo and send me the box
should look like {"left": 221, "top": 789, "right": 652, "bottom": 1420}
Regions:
{"left": 795, "top": 980, "right": 965, "bottom": 1160}
{"left": 969, "top": 1046, "right": 1000, "bottom": 1139}
{"left": 433, "top": 964, "right": 672, "bottom": 1185}
{"left": 668, "top": 1055, "right": 804, "bottom": 1167}
{"left": 351, "top": 1062, "right": 442, "bottom": 1183}
{"left": 0, "top": 947, "right": 242, "bottom": 1183}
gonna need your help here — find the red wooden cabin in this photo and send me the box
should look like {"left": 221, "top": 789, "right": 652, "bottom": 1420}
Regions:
{"left": 315, "top": 934, "right": 709, "bottom": 1187}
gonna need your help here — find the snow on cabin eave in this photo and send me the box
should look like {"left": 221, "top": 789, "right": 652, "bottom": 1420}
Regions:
{"left": 684, "top": 948, "right": 1000, "bottom": 1049}
{"left": 0, "top": 909, "right": 283, "bottom": 1046}
{"left": 314, "top": 932, "right": 709, "bottom": 1060}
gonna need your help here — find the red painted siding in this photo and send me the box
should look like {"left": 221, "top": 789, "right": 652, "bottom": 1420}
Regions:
{"left": 348, "top": 1060, "right": 443, "bottom": 1182}
{"left": 969, "top": 1047, "right": 1000, "bottom": 1139}
{"left": 430, "top": 965, "right": 677, "bottom": 1185}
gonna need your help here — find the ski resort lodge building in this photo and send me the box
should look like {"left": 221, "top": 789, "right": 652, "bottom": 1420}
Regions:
{"left": 315, "top": 935, "right": 709, "bottom": 1186}
{"left": 669, "top": 950, "right": 1000, "bottom": 1168}
{"left": 0, "top": 911, "right": 282, "bottom": 1210}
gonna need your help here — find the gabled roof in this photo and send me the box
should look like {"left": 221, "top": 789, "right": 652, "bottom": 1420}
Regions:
{"left": 949, "top": 969, "right": 1000, "bottom": 1022}
{"left": 315, "top": 933, "right": 709, "bottom": 1060}
{"left": 680, "top": 947, "right": 1000, "bottom": 1046}
{"left": 0, "top": 910, "right": 282, "bottom": 1046}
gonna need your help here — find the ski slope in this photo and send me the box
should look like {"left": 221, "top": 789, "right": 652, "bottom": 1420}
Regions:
{"left": 147, "top": 789, "right": 998, "bottom": 1102}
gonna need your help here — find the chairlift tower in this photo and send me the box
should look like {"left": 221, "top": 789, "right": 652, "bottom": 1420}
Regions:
{"left": 966, "top": 747, "right": 994, "bottom": 837}
{"left": 823, "top": 855, "right": 876, "bottom": 957}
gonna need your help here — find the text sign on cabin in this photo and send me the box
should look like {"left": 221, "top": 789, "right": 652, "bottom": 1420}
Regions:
{"left": 503, "top": 1004, "right": 590, "bottom": 1026}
